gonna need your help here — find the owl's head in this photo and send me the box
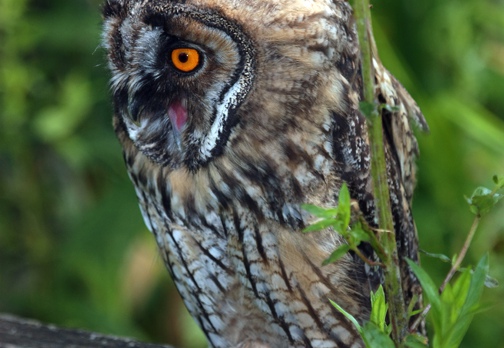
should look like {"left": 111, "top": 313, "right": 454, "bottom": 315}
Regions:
{"left": 102, "top": 0, "right": 258, "bottom": 171}
{"left": 103, "top": 0, "right": 354, "bottom": 171}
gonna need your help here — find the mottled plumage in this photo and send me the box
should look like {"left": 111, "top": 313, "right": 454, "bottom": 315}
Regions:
{"left": 102, "top": 0, "right": 427, "bottom": 347}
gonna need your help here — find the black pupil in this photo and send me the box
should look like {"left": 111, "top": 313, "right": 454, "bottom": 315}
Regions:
{"left": 178, "top": 52, "right": 189, "bottom": 63}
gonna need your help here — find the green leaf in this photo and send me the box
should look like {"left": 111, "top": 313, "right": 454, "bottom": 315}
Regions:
{"left": 322, "top": 244, "right": 351, "bottom": 265}
{"left": 452, "top": 254, "right": 460, "bottom": 268}
{"left": 370, "top": 285, "right": 388, "bottom": 332}
{"left": 407, "top": 293, "right": 420, "bottom": 319}
{"left": 301, "top": 204, "right": 338, "bottom": 219}
{"left": 407, "top": 259, "right": 442, "bottom": 331}
{"left": 329, "top": 299, "right": 362, "bottom": 333}
{"left": 493, "top": 175, "right": 504, "bottom": 188}
{"left": 443, "top": 255, "right": 489, "bottom": 348}
{"left": 451, "top": 268, "right": 471, "bottom": 316}
{"left": 361, "top": 322, "right": 395, "bottom": 348}
{"left": 337, "top": 183, "right": 351, "bottom": 231}
{"left": 350, "top": 222, "right": 372, "bottom": 244}
{"left": 461, "top": 254, "right": 488, "bottom": 315}
{"left": 405, "top": 333, "right": 429, "bottom": 348}
{"left": 409, "top": 308, "right": 423, "bottom": 317}
{"left": 302, "top": 218, "right": 338, "bottom": 233}
{"left": 420, "top": 250, "right": 451, "bottom": 263}
{"left": 453, "top": 268, "right": 498, "bottom": 288}
{"left": 465, "top": 186, "right": 504, "bottom": 216}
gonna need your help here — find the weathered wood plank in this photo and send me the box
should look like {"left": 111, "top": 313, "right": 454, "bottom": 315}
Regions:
{"left": 0, "top": 314, "right": 174, "bottom": 348}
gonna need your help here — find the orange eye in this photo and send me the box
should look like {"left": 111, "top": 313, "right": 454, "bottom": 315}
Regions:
{"left": 171, "top": 48, "right": 200, "bottom": 72}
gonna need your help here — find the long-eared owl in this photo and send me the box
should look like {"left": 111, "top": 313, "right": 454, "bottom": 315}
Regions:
{"left": 102, "top": 0, "right": 428, "bottom": 347}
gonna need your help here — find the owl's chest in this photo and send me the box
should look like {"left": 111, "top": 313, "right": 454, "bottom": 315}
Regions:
{"left": 128, "top": 129, "right": 342, "bottom": 283}
{"left": 127, "top": 145, "right": 362, "bottom": 346}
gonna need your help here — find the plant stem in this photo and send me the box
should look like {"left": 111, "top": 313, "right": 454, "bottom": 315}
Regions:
{"left": 353, "top": 0, "right": 407, "bottom": 344}
{"left": 440, "top": 215, "right": 480, "bottom": 292}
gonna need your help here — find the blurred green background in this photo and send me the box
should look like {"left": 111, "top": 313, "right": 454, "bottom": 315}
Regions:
{"left": 0, "top": 0, "right": 503, "bottom": 347}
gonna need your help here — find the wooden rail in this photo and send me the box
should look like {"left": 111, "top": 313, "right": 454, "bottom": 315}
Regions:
{"left": 0, "top": 314, "right": 174, "bottom": 348}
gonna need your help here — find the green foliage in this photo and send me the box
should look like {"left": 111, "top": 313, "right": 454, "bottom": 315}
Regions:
{"left": 370, "top": 286, "right": 390, "bottom": 335}
{"left": 360, "top": 322, "right": 395, "bottom": 348}
{"left": 303, "top": 183, "right": 351, "bottom": 235}
{"left": 312, "top": 175, "right": 500, "bottom": 348}
{"left": 329, "top": 300, "right": 362, "bottom": 332}
{"left": 421, "top": 250, "right": 452, "bottom": 264}
{"left": 493, "top": 175, "right": 504, "bottom": 188}
{"left": 404, "top": 334, "right": 429, "bottom": 348}
{"left": 408, "top": 255, "right": 489, "bottom": 348}
{"left": 327, "top": 231, "right": 491, "bottom": 348}
{"left": 323, "top": 245, "right": 351, "bottom": 266}
{"left": 466, "top": 187, "right": 503, "bottom": 217}
{"left": 330, "top": 286, "right": 395, "bottom": 348}
{"left": 303, "top": 184, "right": 379, "bottom": 266}
{"left": 465, "top": 178, "right": 504, "bottom": 217}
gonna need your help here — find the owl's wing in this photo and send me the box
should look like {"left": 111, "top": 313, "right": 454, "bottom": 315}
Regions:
{"left": 373, "top": 56, "right": 428, "bottom": 203}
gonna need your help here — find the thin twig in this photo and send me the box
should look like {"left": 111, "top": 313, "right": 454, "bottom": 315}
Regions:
{"left": 356, "top": 215, "right": 388, "bottom": 261}
{"left": 439, "top": 215, "right": 480, "bottom": 292}
{"left": 353, "top": 248, "right": 386, "bottom": 268}
{"left": 409, "top": 302, "right": 429, "bottom": 333}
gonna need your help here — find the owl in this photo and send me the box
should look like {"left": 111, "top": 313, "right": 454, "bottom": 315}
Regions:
{"left": 102, "top": 0, "right": 428, "bottom": 347}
